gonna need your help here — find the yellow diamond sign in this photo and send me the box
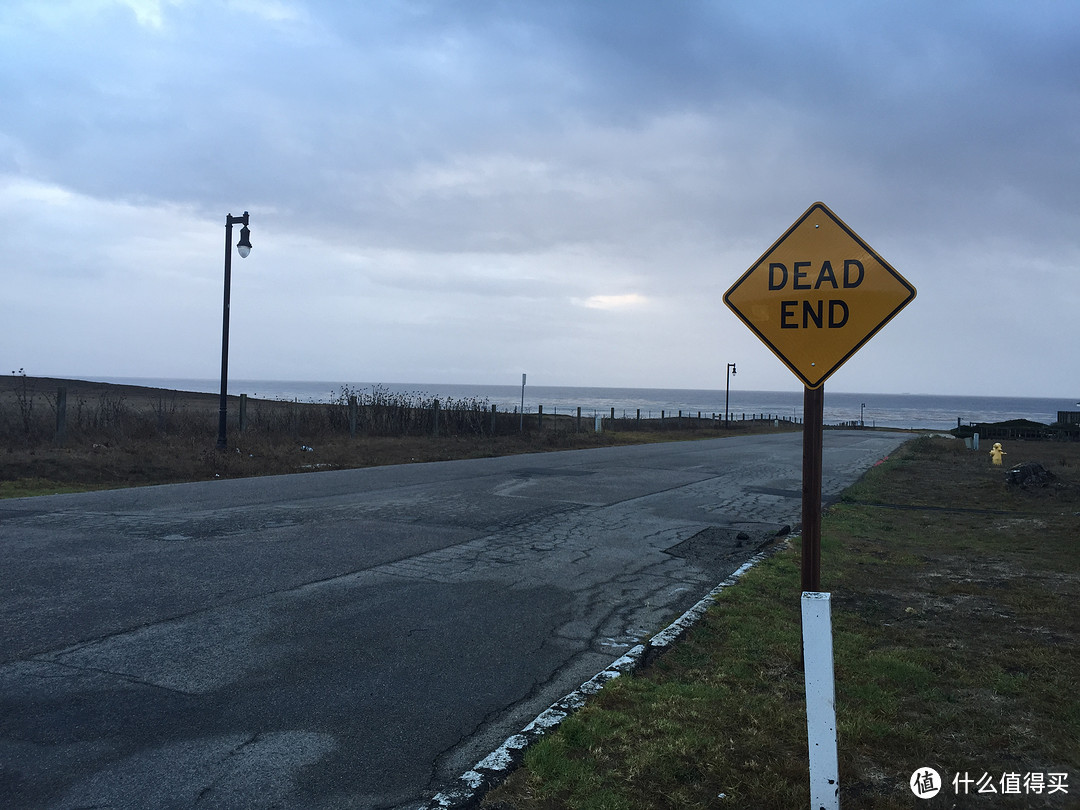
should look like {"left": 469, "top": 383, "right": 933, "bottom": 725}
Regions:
{"left": 724, "top": 202, "right": 916, "bottom": 389}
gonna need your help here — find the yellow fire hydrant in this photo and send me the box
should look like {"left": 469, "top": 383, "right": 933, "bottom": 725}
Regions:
{"left": 990, "top": 442, "right": 1006, "bottom": 466}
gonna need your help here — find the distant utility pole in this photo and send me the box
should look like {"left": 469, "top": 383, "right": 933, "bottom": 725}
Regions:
{"left": 520, "top": 373, "right": 526, "bottom": 432}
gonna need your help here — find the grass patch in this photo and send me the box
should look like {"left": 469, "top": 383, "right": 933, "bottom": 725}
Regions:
{"left": 0, "top": 476, "right": 111, "bottom": 498}
{"left": 484, "top": 437, "right": 1080, "bottom": 809}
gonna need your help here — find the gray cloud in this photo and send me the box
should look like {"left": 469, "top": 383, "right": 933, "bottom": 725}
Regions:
{"left": 1, "top": 0, "right": 1078, "bottom": 395}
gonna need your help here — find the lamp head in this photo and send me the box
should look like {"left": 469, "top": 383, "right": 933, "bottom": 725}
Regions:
{"left": 236, "top": 224, "right": 252, "bottom": 258}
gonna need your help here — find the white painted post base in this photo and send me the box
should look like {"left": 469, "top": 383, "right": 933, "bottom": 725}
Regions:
{"left": 803, "top": 591, "right": 840, "bottom": 810}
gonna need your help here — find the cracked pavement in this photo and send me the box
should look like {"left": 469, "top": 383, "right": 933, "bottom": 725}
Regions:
{"left": 0, "top": 431, "right": 910, "bottom": 808}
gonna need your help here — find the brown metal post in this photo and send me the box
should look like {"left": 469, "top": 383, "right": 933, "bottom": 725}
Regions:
{"left": 801, "top": 385, "right": 825, "bottom": 592}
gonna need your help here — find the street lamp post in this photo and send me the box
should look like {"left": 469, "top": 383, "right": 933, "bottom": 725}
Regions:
{"left": 217, "top": 211, "right": 252, "bottom": 450}
{"left": 725, "top": 362, "right": 736, "bottom": 428}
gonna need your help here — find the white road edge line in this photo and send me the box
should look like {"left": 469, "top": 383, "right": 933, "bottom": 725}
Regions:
{"left": 424, "top": 539, "right": 790, "bottom": 809}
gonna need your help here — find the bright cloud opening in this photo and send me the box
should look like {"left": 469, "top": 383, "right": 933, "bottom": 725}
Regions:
{"left": 575, "top": 293, "right": 648, "bottom": 310}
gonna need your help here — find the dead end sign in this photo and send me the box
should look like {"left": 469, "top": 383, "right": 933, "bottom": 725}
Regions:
{"left": 724, "top": 202, "right": 916, "bottom": 389}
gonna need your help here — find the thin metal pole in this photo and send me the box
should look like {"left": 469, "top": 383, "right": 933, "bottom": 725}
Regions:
{"left": 217, "top": 216, "right": 234, "bottom": 450}
{"left": 724, "top": 362, "right": 735, "bottom": 428}
{"left": 801, "top": 384, "right": 825, "bottom": 592}
{"left": 725, "top": 368, "right": 731, "bottom": 428}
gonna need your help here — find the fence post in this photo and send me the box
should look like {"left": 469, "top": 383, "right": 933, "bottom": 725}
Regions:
{"left": 636, "top": 408, "right": 640, "bottom": 423}
{"left": 433, "top": 399, "right": 440, "bottom": 437}
{"left": 538, "top": 404, "right": 543, "bottom": 430}
{"left": 239, "top": 393, "right": 247, "bottom": 433}
{"left": 490, "top": 403, "right": 497, "bottom": 435}
{"left": 55, "top": 387, "right": 67, "bottom": 447}
{"left": 349, "top": 395, "right": 358, "bottom": 436}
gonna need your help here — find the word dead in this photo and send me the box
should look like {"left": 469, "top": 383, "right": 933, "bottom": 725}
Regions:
{"left": 767, "top": 259, "right": 864, "bottom": 330}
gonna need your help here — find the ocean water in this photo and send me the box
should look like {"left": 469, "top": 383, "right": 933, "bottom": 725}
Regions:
{"left": 90, "top": 377, "right": 1078, "bottom": 431}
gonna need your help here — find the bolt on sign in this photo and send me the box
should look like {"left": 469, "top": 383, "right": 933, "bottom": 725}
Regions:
{"left": 724, "top": 202, "right": 916, "bottom": 388}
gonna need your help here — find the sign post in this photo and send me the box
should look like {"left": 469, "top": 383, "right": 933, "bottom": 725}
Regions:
{"left": 802, "top": 592, "right": 841, "bottom": 809}
{"left": 725, "top": 202, "right": 915, "bottom": 809}
{"left": 801, "top": 385, "right": 824, "bottom": 591}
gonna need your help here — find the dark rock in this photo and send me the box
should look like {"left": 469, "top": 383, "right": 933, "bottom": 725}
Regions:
{"left": 1004, "top": 462, "right": 1056, "bottom": 488}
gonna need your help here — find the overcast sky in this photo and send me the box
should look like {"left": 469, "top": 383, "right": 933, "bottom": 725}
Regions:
{"left": 2, "top": 0, "right": 1078, "bottom": 398}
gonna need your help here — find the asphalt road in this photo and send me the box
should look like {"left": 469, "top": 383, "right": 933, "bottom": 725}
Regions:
{"left": 0, "top": 431, "right": 910, "bottom": 809}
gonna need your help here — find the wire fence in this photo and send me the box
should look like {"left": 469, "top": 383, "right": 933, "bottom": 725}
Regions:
{"left": 1, "top": 379, "right": 798, "bottom": 446}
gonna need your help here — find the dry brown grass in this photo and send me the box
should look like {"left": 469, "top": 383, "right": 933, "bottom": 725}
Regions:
{"left": 0, "top": 375, "right": 796, "bottom": 497}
